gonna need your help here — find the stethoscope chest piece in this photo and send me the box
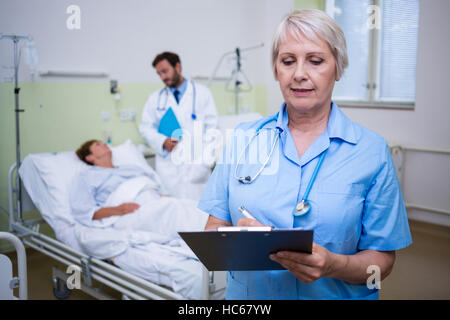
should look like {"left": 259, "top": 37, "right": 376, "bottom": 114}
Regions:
{"left": 293, "top": 200, "right": 311, "bottom": 216}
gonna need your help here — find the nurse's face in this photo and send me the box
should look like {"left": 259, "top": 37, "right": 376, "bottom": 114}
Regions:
{"left": 155, "top": 59, "right": 182, "bottom": 88}
{"left": 275, "top": 31, "right": 337, "bottom": 113}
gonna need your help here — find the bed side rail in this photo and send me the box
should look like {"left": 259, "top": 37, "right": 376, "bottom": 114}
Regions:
{"left": 8, "top": 162, "right": 221, "bottom": 300}
{"left": 0, "top": 232, "right": 27, "bottom": 300}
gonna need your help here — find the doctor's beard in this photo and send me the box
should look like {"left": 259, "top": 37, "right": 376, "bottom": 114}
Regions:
{"left": 166, "top": 71, "right": 182, "bottom": 88}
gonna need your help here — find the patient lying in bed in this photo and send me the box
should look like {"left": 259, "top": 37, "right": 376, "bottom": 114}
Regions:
{"left": 70, "top": 139, "right": 208, "bottom": 238}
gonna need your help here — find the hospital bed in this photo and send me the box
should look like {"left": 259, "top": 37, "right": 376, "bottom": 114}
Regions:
{"left": 7, "top": 140, "right": 226, "bottom": 300}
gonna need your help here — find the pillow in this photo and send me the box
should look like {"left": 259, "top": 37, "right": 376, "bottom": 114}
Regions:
{"left": 111, "top": 139, "right": 154, "bottom": 173}
{"left": 22, "top": 151, "right": 87, "bottom": 228}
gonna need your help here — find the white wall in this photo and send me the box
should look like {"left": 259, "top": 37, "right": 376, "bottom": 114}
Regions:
{"left": 0, "top": 0, "right": 270, "bottom": 83}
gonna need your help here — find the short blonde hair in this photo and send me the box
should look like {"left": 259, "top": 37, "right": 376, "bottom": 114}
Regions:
{"left": 271, "top": 9, "right": 348, "bottom": 80}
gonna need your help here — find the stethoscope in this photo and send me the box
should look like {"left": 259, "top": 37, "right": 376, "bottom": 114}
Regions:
{"left": 234, "top": 109, "right": 328, "bottom": 217}
{"left": 156, "top": 80, "right": 197, "bottom": 120}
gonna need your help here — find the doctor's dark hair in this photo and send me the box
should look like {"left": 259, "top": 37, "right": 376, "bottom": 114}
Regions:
{"left": 152, "top": 51, "right": 181, "bottom": 68}
{"left": 76, "top": 139, "right": 97, "bottom": 165}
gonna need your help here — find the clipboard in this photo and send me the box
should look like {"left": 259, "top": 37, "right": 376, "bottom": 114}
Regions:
{"left": 178, "top": 229, "right": 313, "bottom": 271}
{"left": 157, "top": 107, "right": 183, "bottom": 139}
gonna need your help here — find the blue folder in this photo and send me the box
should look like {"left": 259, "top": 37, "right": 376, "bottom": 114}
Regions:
{"left": 157, "top": 107, "right": 183, "bottom": 139}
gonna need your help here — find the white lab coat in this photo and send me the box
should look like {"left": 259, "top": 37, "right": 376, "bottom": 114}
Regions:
{"left": 139, "top": 80, "right": 219, "bottom": 200}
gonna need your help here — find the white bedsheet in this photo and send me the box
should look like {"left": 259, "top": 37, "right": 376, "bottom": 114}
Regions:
{"left": 87, "top": 175, "right": 209, "bottom": 238}
{"left": 18, "top": 140, "right": 211, "bottom": 299}
{"left": 74, "top": 225, "right": 203, "bottom": 299}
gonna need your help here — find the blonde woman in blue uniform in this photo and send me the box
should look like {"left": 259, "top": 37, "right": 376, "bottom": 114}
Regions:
{"left": 198, "top": 10, "right": 412, "bottom": 299}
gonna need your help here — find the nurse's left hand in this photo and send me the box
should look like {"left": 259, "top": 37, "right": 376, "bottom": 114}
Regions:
{"left": 269, "top": 242, "right": 334, "bottom": 283}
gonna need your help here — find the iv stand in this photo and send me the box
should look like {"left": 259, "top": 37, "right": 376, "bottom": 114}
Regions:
{"left": 1, "top": 34, "right": 32, "bottom": 223}
{"left": 226, "top": 47, "right": 252, "bottom": 114}
{"left": 207, "top": 43, "right": 264, "bottom": 114}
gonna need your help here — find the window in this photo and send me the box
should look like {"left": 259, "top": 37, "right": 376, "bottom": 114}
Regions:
{"left": 326, "top": 0, "right": 420, "bottom": 108}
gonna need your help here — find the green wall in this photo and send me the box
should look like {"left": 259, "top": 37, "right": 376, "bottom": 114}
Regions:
{"left": 294, "top": 0, "right": 324, "bottom": 10}
{"left": 0, "top": 80, "right": 267, "bottom": 250}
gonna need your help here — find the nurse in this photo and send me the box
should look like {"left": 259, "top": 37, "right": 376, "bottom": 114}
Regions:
{"left": 198, "top": 10, "right": 412, "bottom": 299}
{"left": 140, "top": 52, "right": 219, "bottom": 200}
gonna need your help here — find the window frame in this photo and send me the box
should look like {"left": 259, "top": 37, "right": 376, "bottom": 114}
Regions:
{"left": 326, "top": 0, "right": 418, "bottom": 110}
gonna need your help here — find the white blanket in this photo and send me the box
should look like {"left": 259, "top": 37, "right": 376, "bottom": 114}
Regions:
{"left": 73, "top": 176, "right": 209, "bottom": 299}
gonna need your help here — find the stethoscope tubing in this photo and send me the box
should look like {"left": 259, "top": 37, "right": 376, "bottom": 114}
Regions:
{"left": 234, "top": 108, "right": 328, "bottom": 217}
{"left": 302, "top": 149, "right": 328, "bottom": 202}
{"left": 156, "top": 80, "right": 197, "bottom": 119}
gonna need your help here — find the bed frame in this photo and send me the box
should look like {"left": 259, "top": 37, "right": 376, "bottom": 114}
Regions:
{"left": 7, "top": 163, "right": 224, "bottom": 300}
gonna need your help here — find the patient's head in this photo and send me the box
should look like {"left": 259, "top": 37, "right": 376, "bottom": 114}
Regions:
{"left": 76, "top": 140, "right": 112, "bottom": 167}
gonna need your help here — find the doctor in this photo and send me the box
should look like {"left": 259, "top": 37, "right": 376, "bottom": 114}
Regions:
{"left": 140, "top": 52, "right": 219, "bottom": 200}
{"left": 198, "top": 10, "right": 412, "bottom": 299}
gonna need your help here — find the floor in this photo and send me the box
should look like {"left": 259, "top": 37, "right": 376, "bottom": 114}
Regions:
{"left": 6, "top": 248, "right": 121, "bottom": 300}
{"left": 380, "top": 220, "right": 450, "bottom": 299}
{"left": 4, "top": 220, "right": 450, "bottom": 300}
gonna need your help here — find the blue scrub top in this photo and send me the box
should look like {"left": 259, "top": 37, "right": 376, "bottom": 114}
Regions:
{"left": 198, "top": 102, "right": 412, "bottom": 300}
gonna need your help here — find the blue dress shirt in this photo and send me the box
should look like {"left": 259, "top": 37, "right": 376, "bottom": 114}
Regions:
{"left": 169, "top": 78, "right": 188, "bottom": 104}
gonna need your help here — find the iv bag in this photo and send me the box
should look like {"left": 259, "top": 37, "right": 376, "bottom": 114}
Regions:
{"left": 24, "top": 40, "right": 39, "bottom": 74}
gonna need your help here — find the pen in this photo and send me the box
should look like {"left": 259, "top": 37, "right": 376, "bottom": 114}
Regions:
{"left": 238, "top": 206, "right": 257, "bottom": 220}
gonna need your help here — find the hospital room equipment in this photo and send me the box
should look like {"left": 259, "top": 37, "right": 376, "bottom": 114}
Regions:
{"left": 0, "top": 232, "right": 27, "bottom": 300}
{"left": 7, "top": 140, "right": 226, "bottom": 300}
{"left": 157, "top": 80, "right": 197, "bottom": 120}
{"left": 0, "top": 33, "right": 34, "bottom": 225}
{"left": 207, "top": 43, "right": 264, "bottom": 114}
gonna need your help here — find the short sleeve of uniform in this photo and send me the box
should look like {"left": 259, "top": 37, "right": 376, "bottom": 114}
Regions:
{"left": 358, "top": 142, "right": 412, "bottom": 251}
{"left": 197, "top": 135, "right": 234, "bottom": 223}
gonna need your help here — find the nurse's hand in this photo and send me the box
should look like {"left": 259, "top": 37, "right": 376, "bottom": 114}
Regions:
{"left": 269, "top": 242, "right": 334, "bottom": 283}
